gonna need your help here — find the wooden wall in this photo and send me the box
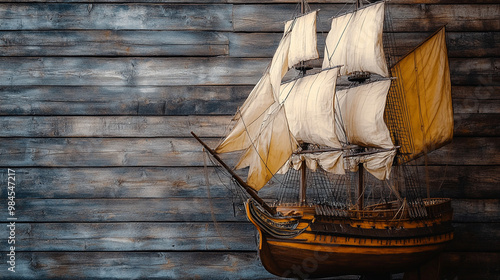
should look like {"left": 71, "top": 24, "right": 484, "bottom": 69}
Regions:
{"left": 0, "top": 0, "right": 498, "bottom": 279}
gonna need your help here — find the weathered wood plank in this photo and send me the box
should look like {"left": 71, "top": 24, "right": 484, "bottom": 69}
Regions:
{"left": 0, "top": 137, "right": 498, "bottom": 167}
{"left": 228, "top": 32, "right": 500, "bottom": 58}
{"left": 449, "top": 223, "right": 500, "bottom": 252}
{"left": 0, "top": 57, "right": 267, "bottom": 86}
{"left": 0, "top": 167, "right": 236, "bottom": 199}
{"left": 0, "top": 138, "right": 224, "bottom": 167}
{"left": 6, "top": 222, "right": 257, "bottom": 251}
{"left": 0, "top": 86, "right": 249, "bottom": 116}
{"left": 0, "top": 252, "right": 277, "bottom": 279}
{"left": 1, "top": 86, "right": 497, "bottom": 116}
{"left": 0, "top": 166, "right": 497, "bottom": 199}
{"left": 0, "top": 31, "right": 228, "bottom": 57}
{"left": 1, "top": 114, "right": 497, "bottom": 138}
{"left": 0, "top": 116, "right": 232, "bottom": 137}
{"left": 0, "top": 0, "right": 498, "bottom": 3}
{"left": 422, "top": 137, "right": 500, "bottom": 166}
{"left": 0, "top": 198, "right": 496, "bottom": 222}
{"left": 0, "top": 4, "right": 233, "bottom": 31}
{"left": 440, "top": 252, "right": 500, "bottom": 280}
{"left": 1, "top": 222, "right": 496, "bottom": 252}
{"left": 0, "top": 198, "right": 246, "bottom": 222}
{"left": 3, "top": 31, "right": 496, "bottom": 58}
{"left": 454, "top": 114, "right": 500, "bottom": 136}
{"left": 233, "top": 4, "right": 500, "bottom": 32}
{"left": 0, "top": 57, "right": 495, "bottom": 86}
{"left": 451, "top": 199, "right": 500, "bottom": 223}
{"left": 0, "top": 252, "right": 497, "bottom": 279}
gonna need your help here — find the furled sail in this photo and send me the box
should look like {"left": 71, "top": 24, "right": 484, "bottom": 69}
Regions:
{"left": 215, "top": 11, "right": 319, "bottom": 190}
{"left": 336, "top": 80, "right": 396, "bottom": 180}
{"left": 322, "top": 2, "right": 389, "bottom": 77}
{"left": 385, "top": 27, "right": 453, "bottom": 164}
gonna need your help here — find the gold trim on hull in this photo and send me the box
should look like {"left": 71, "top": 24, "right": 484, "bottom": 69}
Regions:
{"left": 245, "top": 200, "right": 454, "bottom": 278}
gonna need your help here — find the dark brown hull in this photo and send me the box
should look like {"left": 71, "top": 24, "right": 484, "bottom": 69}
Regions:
{"left": 246, "top": 199, "right": 454, "bottom": 278}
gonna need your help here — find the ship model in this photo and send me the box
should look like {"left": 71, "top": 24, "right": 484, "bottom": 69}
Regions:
{"left": 192, "top": 0, "right": 454, "bottom": 278}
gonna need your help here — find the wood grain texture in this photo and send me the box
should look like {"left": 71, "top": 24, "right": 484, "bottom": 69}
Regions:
{"left": 0, "top": 251, "right": 497, "bottom": 280}
{"left": 2, "top": 31, "right": 496, "bottom": 58}
{"left": 0, "top": 166, "right": 497, "bottom": 199}
{"left": 0, "top": 137, "right": 498, "bottom": 167}
{"left": 0, "top": 1, "right": 497, "bottom": 279}
{"left": 0, "top": 4, "right": 233, "bottom": 31}
{"left": 6, "top": 222, "right": 257, "bottom": 251}
{"left": 0, "top": 198, "right": 496, "bottom": 223}
{"left": 1, "top": 114, "right": 498, "bottom": 137}
{"left": 1, "top": 85, "right": 497, "bottom": 116}
{"left": 233, "top": 4, "right": 500, "bottom": 32}
{"left": 0, "top": 198, "right": 246, "bottom": 222}
{"left": 0, "top": 0, "right": 499, "bottom": 3}
{"left": 228, "top": 32, "right": 500, "bottom": 58}
{"left": 0, "top": 222, "right": 495, "bottom": 252}
{"left": 0, "top": 31, "right": 229, "bottom": 57}
{"left": 0, "top": 85, "right": 250, "bottom": 116}
{"left": 0, "top": 252, "right": 277, "bottom": 279}
{"left": 0, "top": 57, "right": 495, "bottom": 86}
{"left": 0, "top": 116, "right": 232, "bottom": 137}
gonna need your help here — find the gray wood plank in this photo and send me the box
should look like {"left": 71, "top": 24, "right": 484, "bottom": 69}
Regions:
{"left": 1, "top": 251, "right": 497, "bottom": 280}
{"left": 8, "top": 222, "right": 257, "bottom": 251}
{"left": 0, "top": 57, "right": 267, "bottom": 86}
{"left": 0, "top": 31, "right": 229, "bottom": 57}
{"left": 0, "top": 57, "right": 495, "bottom": 86}
{"left": 0, "top": 85, "right": 250, "bottom": 116}
{"left": 1, "top": 114, "right": 497, "bottom": 138}
{"left": 0, "top": 198, "right": 246, "bottom": 222}
{"left": 2, "top": 222, "right": 497, "bottom": 252}
{"left": 0, "top": 165, "right": 497, "bottom": 199}
{"left": 233, "top": 4, "right": 500, "bottom": 32}
{"left": 0, "top": 137, "right": 498, "bottom": 167}
{"left": 0, "top": 167, "right": 237, "bottom": 199}
{"left": 2, "top": 85, "right": 497, "bottom": 116}
{"left": 228, "top": 32, "right": 500, "bottom": 58}
{"left": 0, "top": 0, "right": 498, "bottom": 3}
{"left": 0, "top": 116, "right": 232, "bottom": 137}
{"left": 0, "top": 4, "right": 233, "bottom": 31}
{"left": 0, "top": 138, "right": 227, "bottom": 167}
{"left": 0, "top": 198, "right": 496, "bottom": 222}
{"left": 2, "top": 252, "right": 277, "bottom": 279}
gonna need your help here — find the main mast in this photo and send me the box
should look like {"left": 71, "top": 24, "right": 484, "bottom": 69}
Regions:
{"left": 298, "top": 0, "right": 309, "bottom": 206}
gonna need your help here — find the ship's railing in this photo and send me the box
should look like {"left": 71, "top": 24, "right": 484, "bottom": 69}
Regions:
{"left": 424, "top": 198, "right": 453, "bottom": 218}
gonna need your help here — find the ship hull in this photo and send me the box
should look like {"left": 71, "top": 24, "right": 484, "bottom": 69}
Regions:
{"left": 246, "top": 199, "right": 454, "bottom": 278}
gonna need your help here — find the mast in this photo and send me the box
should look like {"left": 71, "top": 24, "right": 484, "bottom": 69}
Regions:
{"left": 298, "top": 0, "right": 308, "bottom": 206}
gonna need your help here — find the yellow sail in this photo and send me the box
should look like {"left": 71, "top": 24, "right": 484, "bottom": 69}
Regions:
{"left": 386, "top": 27, "right": 453, "bottom": 164}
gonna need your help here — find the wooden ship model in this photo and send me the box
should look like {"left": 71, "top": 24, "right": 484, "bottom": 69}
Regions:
{"left": 193, "top": 0, "right": 454, "bottom": 277}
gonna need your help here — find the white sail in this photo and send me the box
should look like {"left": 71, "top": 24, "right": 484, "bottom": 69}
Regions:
{"left": 216, "top": 11, "right": 320, "bottom": 190}
{"left": 235, "top": 104, "right": 298, "bottom": 190}
{"left": 322, "top": 2, "right": 389, "bottom": 77}
{"left": 285, "top": 11, "right": 319, "bottom": 68}
{"left": 216, "top": 73, "right": 274, "bottom": 153}
{"left": 280, "top": 67, "right": 341, "bottom": 149}
{"left": 335, "top": 80, "right": 394, "bottom": 149}
{"left": 336, "top": 79, "right": 395, "bottom": 180}
{"left": 217, "top": 11, "right": 319, "bottom": 154}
